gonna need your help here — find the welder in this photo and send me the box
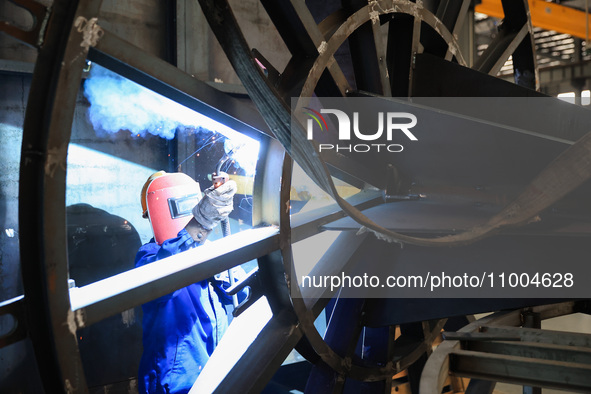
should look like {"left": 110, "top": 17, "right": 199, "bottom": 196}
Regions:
{"left": 135, "top": 170, "right": 242, "bottom": 394}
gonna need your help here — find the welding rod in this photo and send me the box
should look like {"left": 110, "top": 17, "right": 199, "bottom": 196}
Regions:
{"left": 215, "top": 154, "right": 239, "bottom": 308}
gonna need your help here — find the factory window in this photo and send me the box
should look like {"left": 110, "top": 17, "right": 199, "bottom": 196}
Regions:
{"left": 66, "top": 63, "right": 260, "bottom": 285}
{"left": 65, "top": 62, "right": 261, "bottom": 389}
{"left": 557, "top": 91, "right": 590, "bottom": 105}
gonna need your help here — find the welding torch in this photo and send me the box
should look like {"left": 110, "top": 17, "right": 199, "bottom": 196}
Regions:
{"left": 212, "top": 153, "right": 239, "bottom": 308}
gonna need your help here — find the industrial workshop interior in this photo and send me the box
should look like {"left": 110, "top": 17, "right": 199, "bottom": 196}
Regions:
{"left": 4, "top": 0, "right": 591, "bottom": 393}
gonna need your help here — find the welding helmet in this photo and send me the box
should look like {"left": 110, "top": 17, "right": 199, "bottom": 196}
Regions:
{"left": 141, "top": 171, "right": 202, "bottom": 244}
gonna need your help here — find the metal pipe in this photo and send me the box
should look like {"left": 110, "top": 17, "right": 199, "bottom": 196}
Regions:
{"left": 215, "top": 153, "right": 239, "bottom": 307}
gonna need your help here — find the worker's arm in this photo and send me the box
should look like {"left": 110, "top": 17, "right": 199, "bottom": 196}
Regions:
{"left": 186, "top": 178, "right": 237, "bottom": 243}
{"left": 184, "top": 217, "right": 211, "bottom": 244}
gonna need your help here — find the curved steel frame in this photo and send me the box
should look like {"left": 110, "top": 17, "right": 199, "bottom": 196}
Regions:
{"left": 20, "top": 0, "right": 101, "bottom": 390}
{"left": 197, "top": 0, "right": 542, "bottom": 386}
{"left": 17, "top": 0, "right": 288, "bottom": 392}
{"left": 9, "top": 0, "right": 585, "bottom": 393}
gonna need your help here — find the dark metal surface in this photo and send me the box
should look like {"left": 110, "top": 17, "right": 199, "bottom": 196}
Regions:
{"left": 298, "top": 231, "right": 369, "bottom": 309}
{"left": 386, "top": 13, "right": 414, "bottom": 96}
{"left": 411, "top": 52, "right": 544, "bottom": 97}
{"left": 291, "top": 190, "right": 382, "bottom": 243}
{"left": 323, "top": 198, "right": 591, "bottom": 236}
{"left": 19, "top": 0, "right": 102, "bottom": 391}
{"left": 259, "top": 0, "right": 317, "bottom": 58}
{"left": 344, "top": 0, "right": 391, "bottom": 96}
{"left": 481, "top": 325, "right": 591, "bottom": 347}
{"left": 321, "top": 148, "right": 388, "bottom": 190}
{"left": 521, "top": 310, "right": 542, "bottom": 394}
{"left": 0, "top": 295, "right": 27, "bottom": 349}
{"left": 17, "top": 1, "right": 287, "bottom": 392}
{"left": 473, "top": 0, "right": 536, "bottom": 87}
{"left": 465, "top": 378, "right": 496, "bottom": 394}
{"left": 463, "top": 340, "right": 591, "bottom": 364}
{"left": 12, "top": 0, "right": 591, "bottom": 392}
{"left": 501, "top": 0, "right": 538, "bottom": 89}
{"left": 262, "top": 361, "right": 312, "bottom": 394}
{"left": 304, "top": 298, "right": 365, "bottom": 393}
{"left": 0, "top": 0, "right": 50, "bottom": 48}
{"left": 450, "top": 349, "right": 591, "bottom": 391}
{"left": 442, "top": 332, "right": 521, "bottom": 342}
{"left": 197, "top": 0, "right": 591, "bottom": 389}
{"left": 364, "top": 297, "right": 568, "bottom": 328}
{"left": 474, "top": 23, "right": 529, "bottom": 76}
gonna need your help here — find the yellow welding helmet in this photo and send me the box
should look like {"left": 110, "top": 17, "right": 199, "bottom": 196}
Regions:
{"left": 141, "top": 170, "right": 166, "bottom": 218}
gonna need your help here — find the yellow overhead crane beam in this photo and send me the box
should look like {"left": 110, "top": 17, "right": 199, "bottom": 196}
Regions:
{"left": 475, "top": 0, "right": 591, "bottom": 40}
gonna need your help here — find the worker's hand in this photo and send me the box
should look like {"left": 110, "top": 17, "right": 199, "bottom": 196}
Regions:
{"left": 192, "top": 179, "right": 237, "bottom": 230}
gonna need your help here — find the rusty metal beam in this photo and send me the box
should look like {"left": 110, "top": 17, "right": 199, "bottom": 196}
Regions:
{"left": 19, "top": 0, "right": 104, "bottom": 390}
{"left": 481, "top": 325, "right": 591, "bottom": 347}
{"left": 463, "top": 340, "right": 591, "bottom": 364}
{"left": 476, "top": 0, "right": 591, "bottom": 40}
{"left": 449, "top": 349, "right": 591, "bottom": 391}
{"left": 420, "top": 302, "right": 579, "bottom": 393}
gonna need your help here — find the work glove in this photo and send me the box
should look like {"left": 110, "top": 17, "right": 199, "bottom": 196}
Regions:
{"left": 192, "top": 178, "right": 237, "bottom": 230}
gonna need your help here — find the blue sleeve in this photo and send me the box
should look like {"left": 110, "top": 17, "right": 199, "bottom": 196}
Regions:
{"left": 134, "top": 229, "right": 198, "bottom": 302}
{"left": 134, "top": 229, "right": 199, "bottom": 267}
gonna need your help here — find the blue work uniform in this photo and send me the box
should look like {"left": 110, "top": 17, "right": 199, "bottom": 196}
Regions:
{"left": 135, "top": 229, "right": 238, "bottom": 394}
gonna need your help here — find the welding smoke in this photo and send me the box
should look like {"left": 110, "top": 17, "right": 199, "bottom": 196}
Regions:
{"left": 84, "top": 65, "right": 181, "bottom": 139}
{"left": 223, "top": 139, "right": 258, "bottom": 176}
{"left": 84, "top": 64, "right": 260, "bottom": 175}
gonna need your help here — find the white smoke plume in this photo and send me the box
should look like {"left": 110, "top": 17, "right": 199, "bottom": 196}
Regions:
{"left": 84, "top": 65, "right": 182, "bottom": 139}
{"left": 84, "top": 64, "right": 259, "bottom": 175}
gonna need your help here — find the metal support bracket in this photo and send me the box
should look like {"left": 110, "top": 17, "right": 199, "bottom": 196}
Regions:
{"left": 226, "top": 267, "right": 264, "bottom": 318}
{"left": 0, "top": 295, "right": 27, "bottom": 349}
{"left": 0, "top": 0, "right": 50, "bottom": 47}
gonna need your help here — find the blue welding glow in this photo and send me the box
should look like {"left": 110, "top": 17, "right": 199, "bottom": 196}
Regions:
{"left": 84, "top": 65, "right": 179, "bottom": 139}
{"left": 224, "top": 138, "right": 258, "bottom": 176}
{"left": 66, "top": 143, "right": 157, "bottom": 243}
{"left": 84, "top": 64, "right": 259, "bottom": 175}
